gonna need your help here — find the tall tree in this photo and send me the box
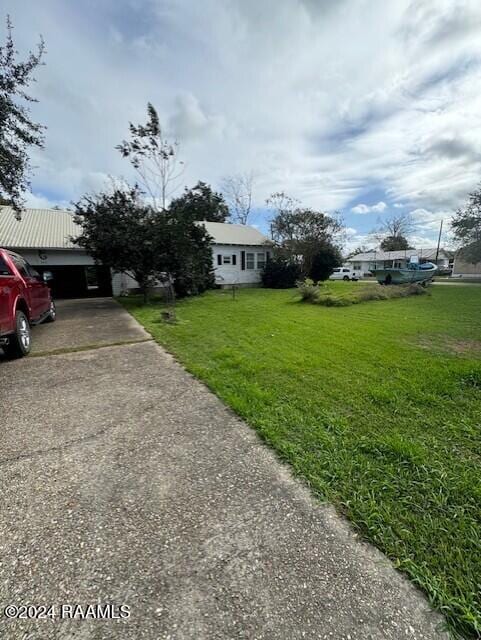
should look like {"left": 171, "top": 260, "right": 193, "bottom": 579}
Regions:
{"left": 451, "top": 185, "right": 481, "bottom": 262}
{"left": 73, "top": 187, "right": 214, "bottom": 302}
{"left": 169, "top": 181, "right": 229, "bottom": 223}
{"left": 73, "top": 188, "right": 160, "bottom": 301}
{"left": 0, "top": 16, "right": 45, "bottom": 216}
{"left": 267, "top": 192, "right": 343, "bottom": 278}
{"left": 380, "top": 235, "right": 411, "bottom": 251}
{"left": 221, "top": 172, "right": 254, "bottom": 225}
{"left": 373, "top": 214, "right": 413, "bottom": 251}
{"left": 116, "top": 103, "right": 184, "bottom": 210}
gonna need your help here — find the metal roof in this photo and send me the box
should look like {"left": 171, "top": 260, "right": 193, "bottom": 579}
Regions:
{"left": 198, "top": 221, "right": 270, "bottom": 246}
{"left": 347, "top": 248, "right": 449, "bottom": 262}
{"left": 0, "top": 206, "right": 80, "bottom": 250}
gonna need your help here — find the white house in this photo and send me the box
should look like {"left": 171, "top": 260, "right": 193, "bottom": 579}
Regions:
{"left": 199, "top": 221, "right": 271, "bottom": 287}
{"left": 0, "top": 206, "right": 271, "bottom": 297}
{"left": 345, "top": 248, "right": 452, "bottom": 278}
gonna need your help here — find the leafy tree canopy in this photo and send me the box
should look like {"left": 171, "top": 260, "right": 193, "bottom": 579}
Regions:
{"left": 169, "top": 181, "right": 229, "bottom": 223}
{"left": 452, "top": 185, "right": 481, "bottom": 263}
{"left": 267, "top": 192, "right": 343, "bottom": 277}
{"left": 73, "top": 187, "right": 214, "bottom": 300}
{"left": 0, "top": 16, "right": 45, "bottom": 215}
{"left": 310, "top": 244, "right": 343, "bottom": 281}
{"left": 373, "top": 214, "right": 413, "bottom": 252}
{"left": 380, "top": 235, "right": 412, "bottom": 251}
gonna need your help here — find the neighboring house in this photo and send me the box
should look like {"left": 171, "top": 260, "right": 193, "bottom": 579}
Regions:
{"left": 0, "top": 206, "right": 271, "bottom": 297}
{"left": 199, "top": 221, "right": 271, "bottom": 287}
{"left": 345, "top": 248, "right": 452, "bottom": 278}
{"left": 452, "top": 244, "right": 481, "bottom": 278}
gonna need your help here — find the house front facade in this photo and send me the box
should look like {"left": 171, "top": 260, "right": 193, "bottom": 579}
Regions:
{"left": 0, "top": 207, "right": 271, "bottom": 297}
{"left": 199, "top": 221, "right": 271, "bottom": 287}
{"left": 346, "top": 248, "right": 451, "bottom": 278}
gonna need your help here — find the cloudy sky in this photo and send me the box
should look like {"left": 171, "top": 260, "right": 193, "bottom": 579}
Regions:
{"left": 4, "top": 0, "right": 481, "bottom": 248}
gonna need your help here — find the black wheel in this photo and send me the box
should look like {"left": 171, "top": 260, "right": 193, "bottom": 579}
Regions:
{"left": 343, "top": 275, "right": 349, "bottom": 281}
{"left": 44, "top": 300, "right": 56, "bottom": 323}
{"left": 3, "top": 311, "right": 31, "bottom": 359}
{"left": 385, "top": 274, "right": 392, "bottom": 285}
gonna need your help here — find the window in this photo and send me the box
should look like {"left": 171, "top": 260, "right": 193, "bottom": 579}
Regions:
{"left": 256, "top": 252, "right": 266, "bottom": 270}
{"left": 26, "top": 263, "right": 40, "bottom": 278}
{"left": 246, "top": 252, "right": 255, "bottom": 269}
{"left": 342, "top": 268, "right": 350, "bottom": 273}
{"left": 394, "top": 261, "right": 402, "bottom": 269}
{"left": 333, "top": 268, "right": 340, "bottom": 273}
{"left": 0, "top": 256, "right": 12, "bottom": 276}
{"left": 352, "top": 263, "right": 361, "bottom": 271}
{"left": 222, "top": 255, "right": 231, "bottom": 265}
{"left": 232, "top": 254, "right": 237, "bottom": 266}
{"left": 11, "top": 256, "right": 28, "bottom": 278}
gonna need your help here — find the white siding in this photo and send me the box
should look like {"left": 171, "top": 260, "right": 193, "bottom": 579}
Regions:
{"left": 111, "top": 271, "right": 139, "bottom": 296}
{"left": 9, "top": 248, "right": 94, "bottom": 266}
{"left": 213, "top": 244, "right": 269, "bottom": 286}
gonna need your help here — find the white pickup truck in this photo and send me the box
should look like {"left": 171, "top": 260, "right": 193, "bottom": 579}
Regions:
{"left": 329, "top": 267, "right": 359, "bottom": 281}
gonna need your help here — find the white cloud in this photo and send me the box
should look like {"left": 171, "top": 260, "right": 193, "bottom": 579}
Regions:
{"left": 351, "top": 201, "right": 387, "bottom": 214}
{"left": 23, "top": 192, "right": 70, "bottom": 210}
{"left": 2, "top": 0, "right": 481, "bottom": 219}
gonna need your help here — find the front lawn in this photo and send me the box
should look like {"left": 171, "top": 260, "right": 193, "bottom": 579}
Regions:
{"left": 121, "top": 284, "right": 481, "bottom": 638}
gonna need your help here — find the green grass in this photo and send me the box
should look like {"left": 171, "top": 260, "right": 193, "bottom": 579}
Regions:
{"left": 121, "top": 283, "right": 481, "bottom": 638}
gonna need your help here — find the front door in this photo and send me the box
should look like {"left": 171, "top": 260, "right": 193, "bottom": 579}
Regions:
{"left": 215, "top": 252, "right": 239, "bottom": 285}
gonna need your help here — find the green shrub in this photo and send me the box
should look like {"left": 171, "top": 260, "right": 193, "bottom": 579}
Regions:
{"left": 299, "top": 282, "right": 430, "bottom": 306}
{"left": 297, "top": 278, "right": 324, "bottom": 302}
{"left": 262, "top": 257, "right": 302, "bottom": 288}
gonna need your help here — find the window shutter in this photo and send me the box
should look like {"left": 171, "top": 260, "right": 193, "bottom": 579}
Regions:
{"left": 266, "top": 251, "right": 271, "bottom": 261}
{"left": 217, "top": 255, "right": 222, "bottom": 266}
{"left": 241, "top": 251, "right": 246, "bottom": 270}
{"left": 232, "top": 254, "right": 237, "bottom": 266}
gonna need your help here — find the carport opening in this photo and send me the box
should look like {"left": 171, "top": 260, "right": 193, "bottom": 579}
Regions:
{"left": 35, "top": 265, "right": 113, "bottom": 299}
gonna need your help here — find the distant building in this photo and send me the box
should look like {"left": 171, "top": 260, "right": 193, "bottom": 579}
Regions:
{"left": 345, "top": 248, "right": 451, "bottom": 278}
{"left": 452, "top": 244, "right": 481, "bottom": 279}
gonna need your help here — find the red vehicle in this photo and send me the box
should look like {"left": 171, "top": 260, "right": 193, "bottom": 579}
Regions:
{"left": 0, "top": 248, "right": 56, "bottom": 358}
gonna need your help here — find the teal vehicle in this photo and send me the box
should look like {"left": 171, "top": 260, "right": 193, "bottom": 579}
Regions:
{"left": 371, "top": 260, "right": 437, "bottom": 285}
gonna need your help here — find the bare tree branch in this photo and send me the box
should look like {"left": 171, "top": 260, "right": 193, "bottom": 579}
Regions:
{"left": 221, "top": 172, "right": 255, "bottom": 225}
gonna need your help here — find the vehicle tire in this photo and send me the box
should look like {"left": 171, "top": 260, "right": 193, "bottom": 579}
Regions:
{"left": 44, "top": 300, "right": 56, "bottom": 323}
{"left": 385, "top": 274, "right": 392, "bottom": 285}
{"left": 3, "top": 311, "right": 31, "bottom": 359}
{"left": 343, "top": 275, "right": 349, "bottom": 281}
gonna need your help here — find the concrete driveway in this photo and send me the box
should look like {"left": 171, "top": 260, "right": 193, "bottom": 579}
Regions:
{"left": 0, "top": 299, "right": 448, "bottom": 639}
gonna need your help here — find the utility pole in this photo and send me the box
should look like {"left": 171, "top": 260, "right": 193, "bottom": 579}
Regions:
{"left": 435, "top": 219, "right": 443, "bottom": 263}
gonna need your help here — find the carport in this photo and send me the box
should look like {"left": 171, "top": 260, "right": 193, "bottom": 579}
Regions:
{"left": 0, "top": 206, "right": 113, "bottom": 298}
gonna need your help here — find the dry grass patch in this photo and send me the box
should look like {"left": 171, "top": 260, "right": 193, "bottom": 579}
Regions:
{"left": 417, "top": 335, "right": 481, "bottom": 358}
